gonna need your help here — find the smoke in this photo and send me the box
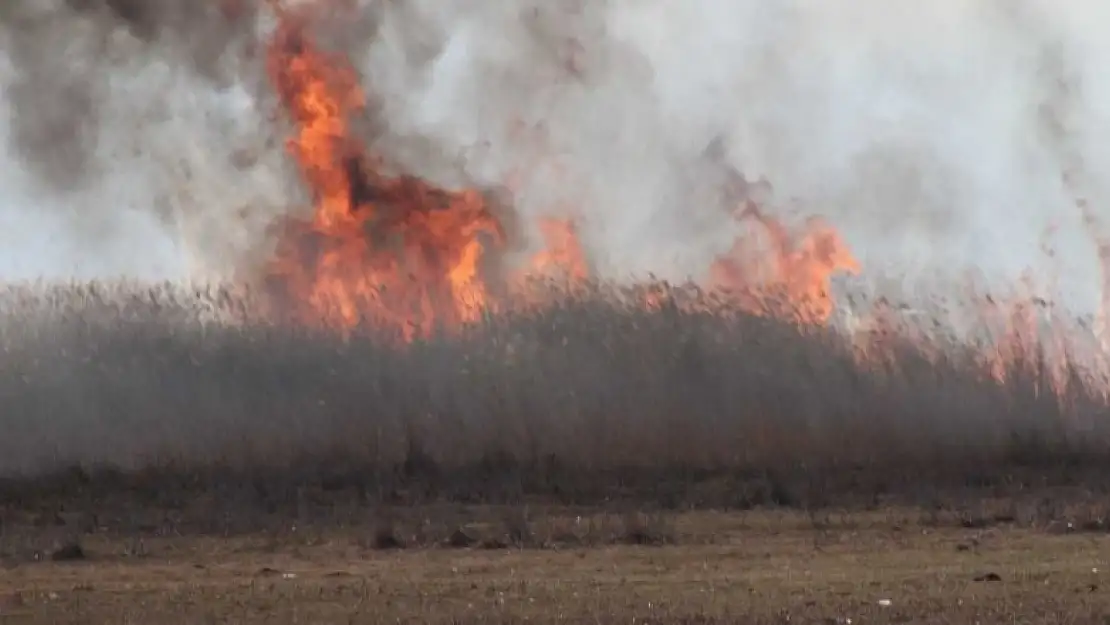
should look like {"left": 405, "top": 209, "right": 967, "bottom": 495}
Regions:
{"left": 348, "top": 0, "right": 1110, "bottom": 314}
{"left": 3, "top": 0, "right": 1110, "bottom": 314}
{"left": 0, "top": 0, "right": 289, "bottom": 279}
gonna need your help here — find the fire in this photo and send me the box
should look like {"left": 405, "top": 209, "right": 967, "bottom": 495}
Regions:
{"left": 256, "top": 3, "right": 1110, "bottom": 408}
{"left": 263, "top": 5, "right": 505, "bottom": 341}
{"left": 260, "top": 2, "right": 860, "bottom": 340}
{"left": 529, "top": 217, "right": 590, "bottom": 283}
{"left": 710, "top": 205, "right": 861, "bottom": 325}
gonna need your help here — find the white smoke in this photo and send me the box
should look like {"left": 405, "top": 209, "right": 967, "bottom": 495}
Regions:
{"left": 354, "top": 0, "right": 1110, "bottom": 314}
{"left": 3, "top": 0, "right": 1110, "bottom": 314}
{"left": 0, "top": 0, "right": 291, "bottom": 281}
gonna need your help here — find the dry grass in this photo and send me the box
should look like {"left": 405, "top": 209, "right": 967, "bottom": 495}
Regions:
{"left": 0, "top": 278, "right": 1107, "bottom": 500}
{"left": 2, "top": 279, "right": 1110, "bottom": 623}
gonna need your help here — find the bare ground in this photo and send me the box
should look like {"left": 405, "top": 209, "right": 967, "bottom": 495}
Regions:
{"left": 2, "top": 503, "right": 1110, "bottom": 624}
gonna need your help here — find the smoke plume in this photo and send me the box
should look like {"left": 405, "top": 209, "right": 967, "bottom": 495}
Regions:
{"left": 0, "top": 0, "right": 286, "bottom": 279}
{"left": 2, "top": 0, "right": 1110, "bottom": 314}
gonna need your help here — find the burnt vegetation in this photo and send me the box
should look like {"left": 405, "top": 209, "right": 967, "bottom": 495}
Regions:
{"left": 1, "top": 279, "right": 1110, "bottom": 532}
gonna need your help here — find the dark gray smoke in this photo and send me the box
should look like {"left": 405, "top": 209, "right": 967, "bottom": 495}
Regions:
{"left": 0, "top": 0, "right": 288, "bottom": 279}
{"left": 5, "top": 0, "right": 260, "bottom": 192}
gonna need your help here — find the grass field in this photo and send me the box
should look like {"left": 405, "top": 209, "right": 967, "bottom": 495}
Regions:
{"left": 2, "top": 280, "right": 1110, "bottom": 624}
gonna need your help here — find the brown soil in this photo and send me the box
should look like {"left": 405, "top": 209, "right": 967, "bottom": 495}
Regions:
{"left": 3, "top": 501, "right": 1110, "bottom": 624}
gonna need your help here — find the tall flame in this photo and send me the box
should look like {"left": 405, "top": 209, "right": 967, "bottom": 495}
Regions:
{"left": 253, "top": 2, "right": 1110, "bottom": 411}
{"left": 264, "top": 6, "right": 505, "bottom": 341}
{"left": 262, "top": 3, "right": 860, "bottom": 339}
{"left": 710, "top": 205, "right": 861, "bottom": 325}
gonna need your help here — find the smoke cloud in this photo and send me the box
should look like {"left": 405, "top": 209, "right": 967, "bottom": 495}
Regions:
{"left": 2, "top": 0, "right": 1110, "bottom": 314}
{"left": 0, "top": 0, "right": 288, "bottom": 279}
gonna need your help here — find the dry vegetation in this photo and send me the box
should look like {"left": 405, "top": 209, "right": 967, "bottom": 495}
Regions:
{"left": 3, "top": 280, "right": 1110, "bottom": 624}
{"left": 1, "top": 279, "right": 1107, "bottom": 492}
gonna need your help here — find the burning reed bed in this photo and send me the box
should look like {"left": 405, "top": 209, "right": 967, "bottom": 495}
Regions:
{"left": 1, "top": 279, "right": 1109, "bottom": 511}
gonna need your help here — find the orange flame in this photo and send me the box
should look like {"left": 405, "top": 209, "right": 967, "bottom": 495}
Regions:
{"left": 261, "top": 3, "right": 860, "bottom": 339}
{"left": 529, "top": 217, "right": 589, "bottom": 283}
{"left": 264, "top": 6, "right": 504, "bottom": 341}
{"left": 254, "top": 2, "right": 1110, "bottom": 412}
{"left": 710, "top": 205, "right": 861, "bottom": 325}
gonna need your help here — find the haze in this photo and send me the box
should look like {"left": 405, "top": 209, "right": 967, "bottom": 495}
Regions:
{"left": 1, "top": 0, "right": 1108, "bottom": 315}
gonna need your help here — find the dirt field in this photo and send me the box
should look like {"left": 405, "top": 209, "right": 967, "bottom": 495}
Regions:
{"left": 3, "top": 490, "right": 1110, "bottom": 624}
